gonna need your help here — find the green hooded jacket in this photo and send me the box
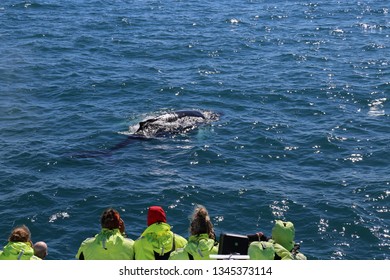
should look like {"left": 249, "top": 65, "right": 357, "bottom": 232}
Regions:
{"left": 270, "top": 240, "right": 307, "bottom": 260}
{"left": 271, "top": 220, "right": 307, "bottom": 260}
{"left": 272, "top": 220, "right": 295, "bottom": 251}
{"left": 0, "top": 242, "right": 41, "bottom": 260}
{"left": 169, "top": 234, "right": 218, "bottom": 260}
{"left": 75, "top": 228, "right": 134, "bottom": 260}
{"left": 134, "top": 222, "right": 187, "bottom": 260}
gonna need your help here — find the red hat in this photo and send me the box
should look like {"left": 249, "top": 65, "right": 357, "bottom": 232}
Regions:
{"left": 147, "top": 206, "right": 167, "bottom": 226}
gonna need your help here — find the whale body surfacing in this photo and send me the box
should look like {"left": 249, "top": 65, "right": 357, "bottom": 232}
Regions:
{"left": 123, "top": 110, "right": 219, "bottom": 138}
{"left": 71, "top": 110, "right": 219, "bottom": 158}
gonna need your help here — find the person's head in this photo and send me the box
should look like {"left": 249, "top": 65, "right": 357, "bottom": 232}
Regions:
{"left": 33, "top": 241, "right": 48, "bottom": 259}
{"left": 8, "top": 225, "right": 31, "bottom": 243}
{"left": 248, "top": 241, "right": 275, "bottom": 260}
{"left": 190, "top": 205, "right": 215, "bottom": 239}
{"left": 271, "top": 220, "right": 295, "bottom": 251}
{"left": 147, "top": 206, "right": 167, "bottom": 226}
{"left": 101, "top": 208, "right": 124, "bottom": 233}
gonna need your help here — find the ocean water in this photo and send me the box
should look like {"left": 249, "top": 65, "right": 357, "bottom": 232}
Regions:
{"left": 0, "top": 0, "right": 389, "bottom": 260}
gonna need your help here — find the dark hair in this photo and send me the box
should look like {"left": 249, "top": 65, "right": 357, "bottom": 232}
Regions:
{"left": 101, "top": 208, "right": 121, "bottom": 230}
{"left": 9, "top": 225, "right": 31, "bottom": 242}
{"left": 190, "top": 205, "right": 215, "bottom": 240}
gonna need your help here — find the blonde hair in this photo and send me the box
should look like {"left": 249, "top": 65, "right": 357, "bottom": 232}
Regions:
{"left": 190, "top": 205, "right": 215, "bottom": 239}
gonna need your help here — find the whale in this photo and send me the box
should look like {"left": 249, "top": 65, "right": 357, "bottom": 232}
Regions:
{"left": 71, "top": 110, "right": 219, "bottom": 158}
{"left": 129, "top": 110, "right": 217, "bottom": 137}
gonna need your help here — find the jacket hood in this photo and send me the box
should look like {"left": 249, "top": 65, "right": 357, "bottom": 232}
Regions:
{"left": 272, "top": 220, "right": 295, "bottom": 251}
{"left": 141, "top": 222, "right": 173, "bottom": 254}
{"left": 96, "top": 228, "right": 124, "bottom": 246}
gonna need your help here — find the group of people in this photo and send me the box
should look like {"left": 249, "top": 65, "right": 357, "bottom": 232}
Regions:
{"left": 0, "top": 205, "right": 306, "bottom": 260}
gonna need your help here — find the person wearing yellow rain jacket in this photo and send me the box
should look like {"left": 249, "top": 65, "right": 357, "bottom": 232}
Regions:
{"left": 134, "top": 206, "right": 187, "bottom": 260}
{"left": 247, "top": 220, "right": 306, "bottom": 260}
{"left": 270, "top": 220, "right": 307, "bottom": 260}
{"left": 169, "top": 205, "right": 218, "bottom": 260}
{"left": 76, "top": 208, "right": 134, "bottom": 260}
{"left": 248, "top": 240, "right": 297, "bottom": 260}
{"left": 0, "top": 225, "right": 41, "bottom": 260}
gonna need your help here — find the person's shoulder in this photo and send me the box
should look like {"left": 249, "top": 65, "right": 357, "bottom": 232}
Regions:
{"left": 133, "top": 235, "right": 145, "bottom": 243}
{"left": 168, "top": 248, "right": 187, "bottom": 260}
{"left": 80, "top": 236, "right": 96, "bottom": 246}
{"left": 173, "top": 233, "right": 188, "bottom": 245}
{"left": 122, "top": 237, "right": 135, "bottom": 246}
{"left": 133, "top": 236, "right": 147, "bottom": 250}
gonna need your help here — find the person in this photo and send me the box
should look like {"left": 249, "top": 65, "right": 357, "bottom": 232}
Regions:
{"left": 0, "top": 225, "right": 41, "bottom": 260}
{"left": 269, "top": 220, "right": 307, "bottom": 260}
{"left": 33, "top": 241, "right": 48, "bottom": 259}
{"left": 134, "top": 205, "right": 187, "bottom": 260}
{"left": 246, "top": 220, "right": 306, "bottom": 260}
{"left": 169, "top": 205, "right": 219, "bottom": 260}
{"left": 75, "top": 208, "right": 134, "bottom": 260}
{"left": 248, "top": 241, "right": 275, "bottom": 260}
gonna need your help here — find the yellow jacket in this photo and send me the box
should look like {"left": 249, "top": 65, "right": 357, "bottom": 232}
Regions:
{"left": 76, "top": 228, "right": 134, "bottom": 260}
{"left": 0, "top": 242, "right": 41, "bottom": 260}
{"left": 270, "top": 239, "right": 307, "bottom": 260}
{"left": 169, "top": 234, "right": 218, "bottom": 260}
{"left": 134, "top": 222, "right": 187, "bottom": 260}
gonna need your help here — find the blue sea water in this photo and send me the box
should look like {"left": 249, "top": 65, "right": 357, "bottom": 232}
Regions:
{"left": 0, "top": 0, "right": 389, "bottom": 260}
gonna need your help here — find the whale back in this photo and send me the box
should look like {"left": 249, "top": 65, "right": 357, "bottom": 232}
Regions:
{"left": 134, "top": 110, "right": 217, "bottom": 137}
